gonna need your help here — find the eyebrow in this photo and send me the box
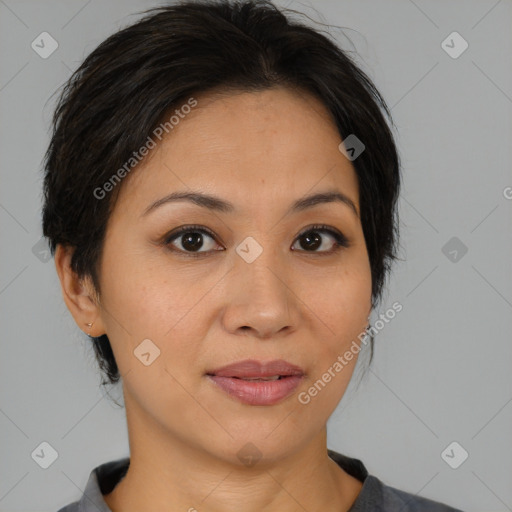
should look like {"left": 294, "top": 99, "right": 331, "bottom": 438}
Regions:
{"left": 141, "top": 188, "right": 359, "bottom": 218}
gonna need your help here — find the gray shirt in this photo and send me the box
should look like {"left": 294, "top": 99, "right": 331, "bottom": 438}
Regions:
{"left": 56, "top": 450, "right": 465, "bottom": 511}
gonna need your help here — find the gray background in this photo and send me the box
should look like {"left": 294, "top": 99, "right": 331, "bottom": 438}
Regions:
{"left": 1, "top": 0, "right": 511, "bottom": 511}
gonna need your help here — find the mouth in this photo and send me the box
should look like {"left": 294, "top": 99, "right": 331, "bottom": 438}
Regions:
{"left": 206, "top": 358, "right": 305, "bottom": 378}
{"left": 206, "top": 359, "right": 305, "bottom": 406}
{"left": 227, "top": 375, "right": 285, "bottom": 381}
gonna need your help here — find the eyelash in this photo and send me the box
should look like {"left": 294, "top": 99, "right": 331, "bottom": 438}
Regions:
{"left": 162, "top": 224, "right": 350, "bottom": 258}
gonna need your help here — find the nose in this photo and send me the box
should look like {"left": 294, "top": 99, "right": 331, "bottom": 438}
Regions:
{"left": 220, "top": 242, "right": 300, "bottom": 340}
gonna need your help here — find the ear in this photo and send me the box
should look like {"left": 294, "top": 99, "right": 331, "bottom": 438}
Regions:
{"left": 54, "top": 244, "right": 106, "bottom": 337}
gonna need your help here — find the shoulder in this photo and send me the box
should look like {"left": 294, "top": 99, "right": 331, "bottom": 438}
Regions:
{"left": 327, "top": 450, "right": 465, "bottom": 512}
{"left": 354, "top": 474, "right": 466, "bottom": 512}
{"left": 55, "top": 502, "right": 80, "bottom": 512}
{"left": 54, "top": 457, "right": 129, "bottom": 512}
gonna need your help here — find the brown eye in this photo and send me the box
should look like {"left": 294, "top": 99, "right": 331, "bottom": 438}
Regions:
{"left": 162, "top": 223, "right": 349, "bottom": 258}
{"left": 164, "top": 225, "right": 222, "bottom": 256}
{"left": 292, "top": 225, "right": 349, "bottom": 254}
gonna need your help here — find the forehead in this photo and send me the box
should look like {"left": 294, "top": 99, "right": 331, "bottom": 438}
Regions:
{"left": 112, "top": 86, "right": 360, "bottom": 220}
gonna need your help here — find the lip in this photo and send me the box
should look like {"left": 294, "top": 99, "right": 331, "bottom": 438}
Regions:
{"left": 208, "top": 359, "right": 305, "bottom": 378}
{"left": 206, "top": 359, "right": 305, "bottom": 406}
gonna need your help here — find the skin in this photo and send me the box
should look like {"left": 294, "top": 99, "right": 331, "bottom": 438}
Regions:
{"left": 55, "top": 86, "right": 373, "bottom": 512}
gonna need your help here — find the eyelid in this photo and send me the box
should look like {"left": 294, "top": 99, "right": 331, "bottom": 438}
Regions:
{"left": 296, "top": 224, "right": 348, "bottom": 243}
{"left": 162, "top": 223, "right": 349, "bottom": 256}
{"left": 162, "top": 224, "right": 222, "bottom": 252}
{"left": 293, "top": 223, "right": 350, "bottom": 252}
{"left": 164, "top": 224, "right": 217, "bottom": 243}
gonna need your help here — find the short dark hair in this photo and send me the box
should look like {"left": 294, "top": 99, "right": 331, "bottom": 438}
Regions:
{"left": 41, "top": 0, "right": 401, "bottom": 387}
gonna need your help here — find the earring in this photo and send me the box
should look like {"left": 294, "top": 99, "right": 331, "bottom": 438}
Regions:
{"left": 85, "top": 321, "right": 94, "bottom": 337}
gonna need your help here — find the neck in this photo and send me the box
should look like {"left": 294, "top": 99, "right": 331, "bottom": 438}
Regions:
{"left": 104, "top": 392, "right": 363, "bottom": 512}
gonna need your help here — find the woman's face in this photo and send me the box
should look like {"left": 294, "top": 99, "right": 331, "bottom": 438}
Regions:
{"left": 93, "top": 86, "right": 372, "bottom": 464}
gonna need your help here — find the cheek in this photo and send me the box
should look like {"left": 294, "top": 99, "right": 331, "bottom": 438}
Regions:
{"left": 99, "top": 253, "right": 214, "bottom": 375}
{"left": 100, "top": 242, "right": 182, "bottom": 330}
{"left": 304, "top": 264, "right": 371, "bottom": 336}
{"left": 298, "top": 264, "right": 371, "bottom": 406}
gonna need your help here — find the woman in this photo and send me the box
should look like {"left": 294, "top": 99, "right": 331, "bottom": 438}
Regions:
{"left": 42, "top": 1, "right": 465, "bottom": 510}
